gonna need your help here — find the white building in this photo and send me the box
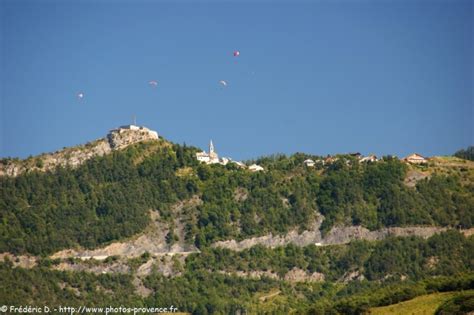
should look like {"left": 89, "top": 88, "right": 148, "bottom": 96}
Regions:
{"left": 360, "top": 155, "right": 378, "bottom": 163}
{"left": 220, "top": 157, "right": 230, "bottom": 166}
{"left": 196, "top": 140, "right": 221, "bottom": 165}
{"left": 195, "top": 140, "right": 250, "bottom": 167}
{"left": 403, "top": 153, "right": 428, "bottom": 164}
{"left": 303, "top": 159, "right": 315, "bottom": 167}
{"left": 232, "top": 161, "right": 247, "bottom": 168}
{"left": 248, "top": 164, "right": 264, "bottom": 172}
{"left": 111, "top": 125, "right": 159, "bottom": 139}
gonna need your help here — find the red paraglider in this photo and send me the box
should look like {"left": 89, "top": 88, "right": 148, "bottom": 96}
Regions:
{"left": 233, "top": 50, "right": 240, "bottom": 57}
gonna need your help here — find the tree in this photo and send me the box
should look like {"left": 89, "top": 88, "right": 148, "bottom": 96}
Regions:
{"left": 454, "top": 146, "right": 474, "bottom": 161}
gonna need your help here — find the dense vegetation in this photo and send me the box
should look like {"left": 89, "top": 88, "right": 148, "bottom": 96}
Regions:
{"left": 454, "top": 146, "right": 474, "bottom": 161}
{"left": 1, "top": 232, "right": 473, "bottom": 314}
{"left": 435, "top": 291, "right": 474, "bottom": 314}
{"left": 0, "top": 141, "right": 199, "bottom": 254}
{"left": 187, "top": 230, "right": 473, "bottom": 282}
{"left": 1, "top": 140, "right": 473, "bottom": 255}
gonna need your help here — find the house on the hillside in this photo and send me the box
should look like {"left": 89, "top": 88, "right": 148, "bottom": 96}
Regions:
{"left": 232, "top": 161, "right": 247, "bottom": 168}
{"left": 325, "top": 156, "right": 335, "bottom": 164}
{"left": 303, "top": 159, "right": 315, "bottom": 167}
{"left": 403, "top": 153, "right": 428, "bottom": 164}
{"left": 248, "top": 164, "right": 264, "bottom": 172}
{"left": 360, "top": 155, "right": 378, "bottom": 163}
{"left": 220, "top": 157, "right": 230, "bottom": 165}
{"left": 349, "top": 152, "right": 362, "bottom": 159}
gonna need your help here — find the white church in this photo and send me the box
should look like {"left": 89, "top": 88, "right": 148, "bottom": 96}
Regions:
{"left": 196, "top": 140, "right": 229, "bottom": 165}
{"left": 196, "top": 140, "right": 264, "bottom": 171}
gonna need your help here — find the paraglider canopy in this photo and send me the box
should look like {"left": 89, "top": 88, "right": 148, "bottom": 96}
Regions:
{"left": 219, "top": 80, "right": 228, "bottom": 87}
{"left": 148, "top": 80, "right": 158, "bottom": 87}
{"left": 233, "top": 51, "right": 240, "bottom": 57}
{"left": 77, "top": 92, "right": 84, "bottom": 99}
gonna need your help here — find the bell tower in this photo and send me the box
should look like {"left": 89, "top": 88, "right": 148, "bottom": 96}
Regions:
{"left": 209, "top": 140, "right": 215, "bottom": 155}
{"left": 209, "top": 140, "right": 218, "bottom": 161}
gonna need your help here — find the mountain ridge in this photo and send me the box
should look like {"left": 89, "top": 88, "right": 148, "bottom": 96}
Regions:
{"left": 1, "top": 130, "right": 473, "bottom": 314}
{"left": 0, "top": 125, "right": 160, "bottom": 177}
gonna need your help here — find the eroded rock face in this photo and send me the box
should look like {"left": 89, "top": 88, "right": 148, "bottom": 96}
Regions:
{"left": 284, "top": 268, "right": 325, "bottom": 283}
{"left": 212, "top": 216, "right": 324, "bottom": 251}
{"left": 107, "top": 126, "right": 158, "bottom": 150}
{"left": 0, "top": 253, "right": 37, "bottom": 269}
{"left": 218, "top": 268, "right": 324, "bottom": 283}
{"left": 404, "top": 169, "right": 430, "bottom": 187}
{"left": 0, "top": 126, "right": 159, "bottom": 177}
{"left": 51, "top": 202, "right": 200, "bottom": 260}
{"left": 212, "top": 220, "right": 447, "bottom": 251}
{"left": 53, "top": 261, "right": 130, "bottom": 275}
{"left": 0, "top": 139, "right": 112, "bottom": 177}
{"left": 339, "top": 270, "right": 365, "bottom": 283}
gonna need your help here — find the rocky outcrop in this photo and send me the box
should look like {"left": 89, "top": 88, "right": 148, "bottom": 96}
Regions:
{"left": 218, "top": 268, "right": 324, "bottom": 283}
{"left": 51, "top": 204, "right": 200, "bottom": 260}
{"left": 212, "top": 220, "right": 448, "bottom": 251}
{"left": 51, "top": 220, "right": 171, "bottom": 259}
{"left": 322, "top": 225, "right": 447, "bottom": 244}
{"left": 53, "top": 260, "right": 130, "bottom": 275}
{"left": 218, "top": 270, "right": 279, "bottom": 280}
{"left": 0, "top": 253, "right": 37, "bottom": 269}
{"left": 284, "top": 268, "right": 325, "bottom": 282}
{"left": 212, "top": 216, "right": 325, "bottom": 251}
{"left": 0, "top": 125, "right": 159, "bottom": 177}
{"left": 107, "top": 126, "right": 158, "bottom": 150}
{"left": 0, "top": 139, "right": 112, "bottom": 177}
{"left": 338, "top": 270, "right": 365, "bottom": 283}
{"left": 404, "top": 169, "right": 430, "bottom": 187}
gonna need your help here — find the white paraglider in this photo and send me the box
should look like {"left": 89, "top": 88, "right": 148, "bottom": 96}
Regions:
{"left": 148, "top": 80, "right": 158, "bottom": 87}
{"left": 219, "top": 80, "right": 228, "bottom": 87}
{"left": 77, "top": 92, "right": 84, "bottom": 99}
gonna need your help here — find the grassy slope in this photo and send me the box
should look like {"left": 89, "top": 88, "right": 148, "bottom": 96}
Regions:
{"left": 367, "top": 290, "right": 474, "bottom": 315}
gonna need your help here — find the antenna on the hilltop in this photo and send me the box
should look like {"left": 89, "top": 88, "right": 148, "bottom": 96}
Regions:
{"left": 133, "top": 115, "right": 137, "bottom": 126}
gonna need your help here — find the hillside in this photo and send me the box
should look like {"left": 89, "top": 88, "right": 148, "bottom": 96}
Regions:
{"left": 1, "top": 128, "right": 473, "bottom": 314}
{"left": 367, "top": 291, "right": 473, "bottom": 315}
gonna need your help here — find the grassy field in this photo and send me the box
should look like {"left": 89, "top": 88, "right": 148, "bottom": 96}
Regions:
{"left": 367, "top": 290, "right": 473, "bottom": 315}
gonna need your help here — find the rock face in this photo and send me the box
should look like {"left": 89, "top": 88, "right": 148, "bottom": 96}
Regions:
{"left": 404, "top": 169, "right": 430, "bottom": 187}
{"left": 322, "top": 226, "right": 447, "bottom": 244}
{"left": 0, "top": 125, "right": 159, "bottom": 177}
{"left": 212, "top": 217, "right": 448, "bottom": 251}
{"left": 51, "top": 204, "right": 200, "bottom": 260}
{"left": 219, "top": 268, "right": 325, "bottom": 283}
{"left": 212, "top": 216, "right": 325, "bottom": 251}
{"left": 107, "top": 125, "right": 158, "bottom": 150}
{"left": 284, "top": 268, "right": 325, "bottom": 283}
{"left": 0, "top": 253, "right": 37, "bottom": 269}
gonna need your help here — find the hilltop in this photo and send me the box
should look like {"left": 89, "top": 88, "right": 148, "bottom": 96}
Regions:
{"left": 0, "top": 127, "right": 473, "bottom": 314}
{"left": 0, "top": 125, "right": 160, "bottom": 177}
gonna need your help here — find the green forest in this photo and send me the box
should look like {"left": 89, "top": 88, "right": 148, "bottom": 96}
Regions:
{"left": 1, "top": 231, "right": 473, "bottom": 314}
{"left": 1, "top": 139, "right": 473, "bottom": 314}
{"left": 1, "top": 140, "right": 473, "bottom": 255}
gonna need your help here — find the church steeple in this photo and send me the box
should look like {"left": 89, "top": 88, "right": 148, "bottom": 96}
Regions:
{"left": 209, "top": 140, "right": 215, "bottom": 155}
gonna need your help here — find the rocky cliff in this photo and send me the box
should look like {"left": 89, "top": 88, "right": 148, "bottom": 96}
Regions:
{"left": 0, "top": 125, "right": 159, "bottom": 177}
{"left": 212, "top": 216, "right": 449, "bottom": 251}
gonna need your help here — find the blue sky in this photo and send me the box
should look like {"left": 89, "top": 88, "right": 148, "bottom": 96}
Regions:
{"left": 1, "top": 0, "right": 472, "bottom": 160}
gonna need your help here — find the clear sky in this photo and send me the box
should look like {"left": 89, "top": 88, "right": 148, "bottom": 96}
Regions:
{"left": 1, "top": 0, "right": 472, "bottom": 160}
